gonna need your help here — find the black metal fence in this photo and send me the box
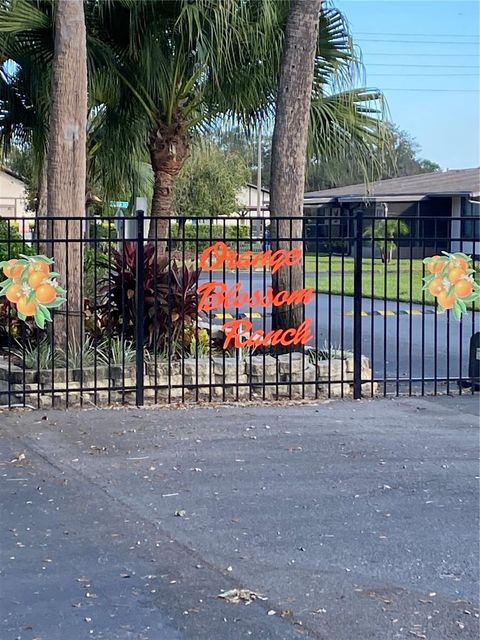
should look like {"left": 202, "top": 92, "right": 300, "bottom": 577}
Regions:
{"left": 0, "top": 212, "right": 478, "bottom": 409}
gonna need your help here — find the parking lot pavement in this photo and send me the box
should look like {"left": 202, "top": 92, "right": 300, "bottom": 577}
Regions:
{"left": 1, "top": 396, "right": 479, "bottom": 639}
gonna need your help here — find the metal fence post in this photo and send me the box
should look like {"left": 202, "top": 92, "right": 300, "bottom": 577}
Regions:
{"left": 353, "top": 209, "right": 363, "bottom": 399}
{"left": 135, "top": 210, "right": 145, "bottom": 406}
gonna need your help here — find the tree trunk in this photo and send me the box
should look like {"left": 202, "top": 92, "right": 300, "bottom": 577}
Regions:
{"left": 35, "top": 152, "right": 48, "bottom": 254}
{"left": 270, "top": 0, "right": 322, "bottom": 338}
{"left": 47, "top": 0, "right": 87, "bottom": 350}
{"left": 148, "top": 116, "right": 188, "bottom": 250}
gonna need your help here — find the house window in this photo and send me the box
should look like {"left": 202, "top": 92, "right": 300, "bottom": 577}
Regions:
{"left": 461, "top": 198, "right": 480, "bottom": 240}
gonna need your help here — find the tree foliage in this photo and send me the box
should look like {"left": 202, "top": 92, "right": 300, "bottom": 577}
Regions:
{"left": 173, "top": 146, "right": 250, "bottom": 218}
{"left": 1, "top": 0, "right": 389, "bottom": 229}
{"left": 306, "top": 124, "right": 441, "bottom": 191}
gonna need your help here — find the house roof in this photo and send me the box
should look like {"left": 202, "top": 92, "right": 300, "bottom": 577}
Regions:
{"left": 0, "top": 165, "right": 26, "bottom": 185}
{"left": 304, "top": 168, "right": 480, "bottom": 204}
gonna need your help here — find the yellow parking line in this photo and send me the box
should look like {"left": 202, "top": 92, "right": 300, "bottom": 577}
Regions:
{"left": 377, "top": 309, "right": 395, "bottom": 316}
{"left": 345, "top": 310, "right": 368, "bottom": 316}
{"left": 215, "top": 312, "right": 233, "bottom": 319}
{"left": 405, "top": 309, "right": 422, "bottom": 315}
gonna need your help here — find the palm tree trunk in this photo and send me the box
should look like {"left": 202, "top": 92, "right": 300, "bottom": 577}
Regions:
{"left": 148, "top": 116, "right": 188, "bottom": 249}
{"left": 149, "top": 166, "right": 174, "bottom": 247}
{"left": 47, "top": 0, "right": 87, "bottom": 349}
{"left": 35, "top": 152, "right": 48, "bottom": 254}
{"left": 270, "top": 0, "right": 322, "bottom": 339}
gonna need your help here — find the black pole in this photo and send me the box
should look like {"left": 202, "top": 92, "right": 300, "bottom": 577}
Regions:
{"left": 353, "top": 209, "right": 363, "bottom": 399}
{"left": 135, "top": 210, "right": 145, "bottom": 406}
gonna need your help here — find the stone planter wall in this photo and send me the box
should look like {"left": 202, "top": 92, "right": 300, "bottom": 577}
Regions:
{"left": 0, "top": 353, "right": 377, "bottom": 409}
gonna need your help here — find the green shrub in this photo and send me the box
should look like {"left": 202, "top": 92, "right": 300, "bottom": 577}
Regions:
{"left": 0, "top": 220, "right": 35, "bottom": 263}
{"left": 170, "top": 222, "right": 250, "bottom": 252}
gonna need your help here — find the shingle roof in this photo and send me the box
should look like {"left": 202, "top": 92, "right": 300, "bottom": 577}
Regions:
{"left": 304, "top": 168, "right": 480, "bottom": 201}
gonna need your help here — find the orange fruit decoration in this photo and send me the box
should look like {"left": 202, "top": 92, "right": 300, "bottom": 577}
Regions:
{"left": 427, "top": 256, "right": 445, "bottom": 275}
{"left": 3, "top": 259, "right": 25, "bottom": 280}
{"left": 35, "top": 283, "right": 57, "bottom": 305}
{"left": 448, "top": 257, "right": 469, "bottom": 272}
{"left": 437, "top": 290, "right": 456, "bottom": 310}
{"left": 28, "top": 260, "right": 50, "bottom": 276}
{"left": 3, "top": 259, "right": 17, "bottom": 278}
{"left": 28, "top": 271, "right": 47, "bottom": 290}
{"left": 428, "top": 278, "right": 445, "bottom": 297}
{"left": 454, "top": 279, "right": 473, "bottom": 299}
{"left": 16, "top": 296, "right": 38, "bottom": 317}
{"left": 447, "top": 267, "right": 467, "bottom": 284}
{"left": 6, "top": 283, "right": 24, "bottom": 303}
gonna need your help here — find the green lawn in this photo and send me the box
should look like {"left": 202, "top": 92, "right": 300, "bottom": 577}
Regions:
{"left": 306, "top": 270, "right": 428, "bottom": 305}
{"left": 304, "top": 255, "right": 425, "bottom": 275}
{"left": 305, "top": 256, "right": 428, "bottom": 304}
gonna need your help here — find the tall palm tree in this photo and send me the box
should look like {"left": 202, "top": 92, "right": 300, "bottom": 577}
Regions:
{"left": 270, "top": 0, "right": 323, "bottom": 334}
{"left": 47, "top": 0, "right": 87, "bottom": 343}
{"left": 1, "top": 0, "right": 389, "bottom": 244}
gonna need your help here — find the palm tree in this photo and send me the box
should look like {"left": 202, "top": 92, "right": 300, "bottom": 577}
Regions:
{"left": 363, "top": 219, "right": 410, "bottom": 264}
{"left": 2, "top": 0, "right": 388, "bottom": 245}
{"left": 270, "top": 0, "right": 323, "bottom": 334}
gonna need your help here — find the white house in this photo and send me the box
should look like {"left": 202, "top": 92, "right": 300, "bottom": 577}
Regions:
{"left": 0, "top": 167, "right": 29, "bottom": 219}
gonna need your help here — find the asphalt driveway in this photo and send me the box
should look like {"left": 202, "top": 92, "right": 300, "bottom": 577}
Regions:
{"left": 1, "top": 395, "right": 479, "bottom": 639}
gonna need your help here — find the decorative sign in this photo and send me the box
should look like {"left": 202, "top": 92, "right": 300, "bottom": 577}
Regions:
{"left": 197, "top": 242, "right": 313, "bottom": 348}
{"left": 0, "top": 255, "right": 66, "bottom": 329}
{"left": 423, "top": 251, "right": 479, "bottom": 320}
{"left": 109, "top": 201, "right": 129, "bottom": 209}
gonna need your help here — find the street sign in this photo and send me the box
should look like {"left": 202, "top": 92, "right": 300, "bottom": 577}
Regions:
{"left": 109, "top": 201, "right": 129, "bottom": 209}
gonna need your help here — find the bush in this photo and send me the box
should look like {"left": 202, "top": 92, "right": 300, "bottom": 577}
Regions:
{"left": 0, "top": 298, "right": 41, "bottom": 347}
{"left": 97, "top": 241, "right": 202, "bottom": 352}
{"left": 0, "top": 219, "right": 34, "bottom": 263}
{"left": 170, "top": 222, "right": 250, "bottom": 252}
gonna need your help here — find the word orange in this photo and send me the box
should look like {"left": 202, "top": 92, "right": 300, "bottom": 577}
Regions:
{"left": 199, "top": 241, "right": 302, "bottom": 274}
{"left": 197, "top": 282, "right": 314, "bottom": 312}
{"left": 222, "top": 319, "right": 313, "bottom": 349}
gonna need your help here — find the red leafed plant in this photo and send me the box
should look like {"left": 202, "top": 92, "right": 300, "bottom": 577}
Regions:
{"left": 97, "top": 242, "right": 202, "bottom": 351}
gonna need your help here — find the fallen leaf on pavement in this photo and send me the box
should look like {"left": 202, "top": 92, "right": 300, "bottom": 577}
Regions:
{"left": 10, "top": 453, "right": 26, "bottom": 463}
{"left": 218, "top": 589, "right": 267, "bottom": 604}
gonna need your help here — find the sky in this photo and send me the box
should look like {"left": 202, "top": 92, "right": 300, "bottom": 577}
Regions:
{"left": 334, "top": 0, "right": 480, "bottom": 169}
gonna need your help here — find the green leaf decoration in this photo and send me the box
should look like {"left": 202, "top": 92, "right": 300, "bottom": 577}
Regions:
{"left": 461, "top": 292, "right": 480, "bottom": 303}
{"left": 452, "top": 301, "right": 463, "bottom": 321}
{"left": 456, "top": 298, "right": 467, "bottom": 312}
{"left": 24, "top": 254, "right": 54, "bottom": 264}
{"left": 27, "top": 290, "right": 37, "bottom": 303}
{"left": 34, "top": 307, "right": 46, "bottom": 330}
{"left": 0, "top": 261, "right": 8, "bottom": 268}
{"left": 17, "top": 312, "right": 26, "bottom": 321}
{"left": 453, "top": 252, "right": 471, "bottom": 260}
{"left": 44, "top": 297, "right": 67, "bottom": 309}
{"left": 39, "top": 304, "right": 52, "bottom": 322}
{"left": 0, "top": 279, "right": 13, "bottom": 296}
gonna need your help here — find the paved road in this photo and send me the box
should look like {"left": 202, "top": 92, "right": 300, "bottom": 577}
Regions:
{"left": 199, "top": 272, "right": 479, "bottom": 388}
{"left": 1, "top": 396, "right": 478, "bottom": 639}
